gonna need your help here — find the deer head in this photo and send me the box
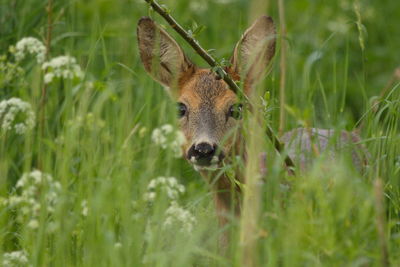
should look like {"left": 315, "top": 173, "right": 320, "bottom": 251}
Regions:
{"left": 137, "top": 16, "right": 276, "bottom": 170}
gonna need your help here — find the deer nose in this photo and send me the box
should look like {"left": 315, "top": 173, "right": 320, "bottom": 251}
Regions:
{"left": 195, "top": 142, "right": 215, "bottom": 155}
{"left": 188, "top": 142, "right": 217, "bottom": 165}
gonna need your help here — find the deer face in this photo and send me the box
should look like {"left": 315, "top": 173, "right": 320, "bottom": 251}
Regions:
{"left": 137, "top": 16, "right": 275, "bottom": 169}
{"left": 177, "top": 69, "right": 241, "bottom": 169}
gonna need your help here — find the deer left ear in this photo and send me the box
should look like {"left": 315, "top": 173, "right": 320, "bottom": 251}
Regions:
{"left": 137, "top": 17, "right": 195, "bottom": 93}
{"left": 227, "top": 16, "right": 276, "bottom": 94}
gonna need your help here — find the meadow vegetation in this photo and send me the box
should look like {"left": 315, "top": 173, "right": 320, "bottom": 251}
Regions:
{"left": 0, "top": 0, "right": 399, "bottom": 266}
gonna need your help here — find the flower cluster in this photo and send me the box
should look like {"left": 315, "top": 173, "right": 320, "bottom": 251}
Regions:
{"left": 67, "top": 112, "right": 106, "bottom": 130}
{"left": 144, "top": 176, "right": 196, "bottom": 233}
{"left": 0, "top": 98, "right": 35, "bottom": 135}
{"left": 0, "top": 55, "right": 25, "bottom": 87}
{"left": 13, "top": 37, "right": 46, "bottom": 64}
{"left": 144, "top": 176, "right": 185, "bottom": 202}
{"left": 2, "top": 250, "right": 29, "bottom": 267}
{"left": 163, "top": 201, "right": 196, "bottom": 233}
{"left": 4, "top": 170, "right": 61, "bottom": 229}
{"left": 189, "top": 0, "right": 236, "bottom": 13}
{"left": 10, "top": 37, "right": 84, "bottom": 84}
{"left": 81, "top": 200, "right": 88, "bottom": 217}
{"left": 42, "top": 56, "right": 84, "bottom": 84}
{"left": 151, "top": 124, "right": 186, "bottom": 158}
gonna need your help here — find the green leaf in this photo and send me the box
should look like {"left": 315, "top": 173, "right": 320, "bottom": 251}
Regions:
{"left": 193, "top": 25, "right": 205, "bottom": 36}
{"left": 263, "top": 91, "right": 270, "bottom": 102}
{"left": 216, "top": 68, "right": 225, "bottom": 79}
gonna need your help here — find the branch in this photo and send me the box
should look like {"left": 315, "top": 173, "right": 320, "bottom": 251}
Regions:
{"left": 145, "top": 0, "right": 296, "bottom": 172}
{"left": 374, "top": 178, "right": 390, "bottom": 267}
{"left": 278, "top": 0, "right": 287, "bottom": 135}
{"left": 38, "top": 0, "right": 53, "bottom": 168}
{"left": 265, "top": 125, "right": 295, "bottom": 172}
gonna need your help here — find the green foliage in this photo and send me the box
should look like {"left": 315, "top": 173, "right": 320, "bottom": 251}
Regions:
{"left": 0, "top": 0, "right": 399, "bottom": 266}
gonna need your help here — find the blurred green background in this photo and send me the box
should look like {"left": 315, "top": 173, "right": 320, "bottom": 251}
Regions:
{"left": 0, "top": 0, "right": 399, "bottom": 266}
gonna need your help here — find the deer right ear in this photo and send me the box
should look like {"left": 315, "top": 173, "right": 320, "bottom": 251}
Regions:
{"left": 137, "top": 17, "right": 195, "bottom": 92}
{"left": 227, "top": 16, "right": 276, "bottom": 94}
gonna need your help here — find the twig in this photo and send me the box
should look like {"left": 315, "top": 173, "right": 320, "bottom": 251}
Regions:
{"left": 374, "top": 178, "right": 390, "bottom": 267}
{"left": 278, "top": 0, "right": 287, "bottom": 135}
{"left": 38, "top": 0, "right": 53, "bottom": 168}
{"left": 40, "top": 0, "right": 53, "bottom": 112}
{"left": 265, "top": 125, "right": 295, "bottom": 173}
{"left": 145, "top": 0, "right": 296, "bottom": 172}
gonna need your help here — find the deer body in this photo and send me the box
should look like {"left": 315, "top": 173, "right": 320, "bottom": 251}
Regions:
{"left": 137, "top": 16, "right": 368, "bottom": 229}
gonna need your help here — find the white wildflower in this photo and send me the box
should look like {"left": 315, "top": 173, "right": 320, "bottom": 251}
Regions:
{"left": 81, "top": 200, "right": 88, "bottom": 217}
{"left": 0, "top": 98, "right": 35, "bottom": 135}
{"left": 14, "top": 37, "right": 46, "bottom": 64}
{"left": 151, "top": 124, "right": 186, "bottom": 158}
{"left": 189, "top": 1, "right": 208, "bottom": 13}
{"left": 0, "top": 55, "right": 25, "bottom": 86}
{"left": 43, "top": 72, "right": 54, "bottom": 84}
{"left": 2, "top": 250, "right": 29, "bottom": 267}
{"left": 114, "top": 242, "right": 122, "bottom": 249}
{"left": 163, "top": 201, "right": 196, "bottom": 233}
{"left": 67, "top": 112, "right": 105, "bottom": 130}
{"left": 139, "top": 127, "right": 147, "bottom": 138}
{"left": 213, "top": 0, "right": 236, "bottom": 4}
{"left": 144, "top": 176, "right": 185, "bottom": 203}
{"left": 327, "top": 16, "right": 350, "bottom": 34}
{"left": 6, "top": 170, "right": 61, "bottom": 230}
{"left": 143, "top": 191, "right": 156, "bottom": 202}
{"left": 42, "top": 55, "right": 84, "bottom": 84}
{"left": 161, "top": 124, "right": 173, "bottom": 133}
{"left": 27, "top": 219, "right": 39, "bottom": 229}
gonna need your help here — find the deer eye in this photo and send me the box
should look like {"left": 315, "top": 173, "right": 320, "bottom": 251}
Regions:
{"left": 228, "top": 103, "right": 243, "bottom": 120}
{"left": 177, "top": 102, "right": 187, "bottom": 118}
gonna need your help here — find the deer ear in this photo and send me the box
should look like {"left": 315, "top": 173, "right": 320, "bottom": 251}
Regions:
{"left": 227, "top": 16, "right": 276, "bottom": 94}
{"left": 137, "top": 17, "right": 195, "bottom": 90}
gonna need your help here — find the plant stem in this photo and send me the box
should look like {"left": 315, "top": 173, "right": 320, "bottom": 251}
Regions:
{"left": 278, "top": 0, "right": 287, "bottom": 135}
{"left": 374, "top": 178, "right": 390, "bottom": 267}
{"left": 38, "top": 0, "right": 53, "bottom": 168}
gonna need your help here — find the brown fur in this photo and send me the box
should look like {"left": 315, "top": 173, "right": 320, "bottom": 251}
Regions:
{"left": 137, "top": 16, "right": 368, "bottom": 247}
{"left": 137, "top": 15, "right": 277, "bottom": 237}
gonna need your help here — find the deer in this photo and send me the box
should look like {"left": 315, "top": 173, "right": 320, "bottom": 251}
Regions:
{"left": 137, "top": 15, "right": 369, "bottom": 238}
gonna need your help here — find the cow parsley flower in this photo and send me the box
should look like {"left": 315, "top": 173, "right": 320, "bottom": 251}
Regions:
{"left": 81, "top": 200, "right": 88, "bottom": 217}
{"left": 2, "top": 250, "right": 29, "bottom": 267}
{"left": 213, "top": 0, "right": 236, "bottom": 4}
{"left": 0, "top": 55, "right": 25, "bottom": 87}
{"left": 0, "top": 98, "right": 35, "bottom": 135}
{"left": 13, "top": 37, "right": 46, "bottom": 64}
{"left": 6, "top": 170, "right": 61, "bottom": 230}
{"left": 67, "top": 112, "right": 105, "bottom": 130}
{"left": 144, "top": 176, "right": 185, "bottom": 202}
{"left": 189, "top": 1, "right": 208, "bottom": 13}
{"left": 163, "top": 201, "right": 196, "bottom": 233}
{"left": 327, "top": 16, "right": 350, "bottom": 34}
{"left": 151, "top": 124, "right": 186, "bottom": 158}
{"left": 42, "top": 55, "right": 84, "bottom": 84}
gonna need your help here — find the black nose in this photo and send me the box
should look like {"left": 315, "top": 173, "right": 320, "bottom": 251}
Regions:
{"left": 195, "top": 143, "right": 215, "bottom": 155}
{"left": 187, "top": 142, "right": 217, "bottom": 165}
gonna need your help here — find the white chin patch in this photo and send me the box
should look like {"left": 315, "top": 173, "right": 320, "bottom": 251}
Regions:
{"left": 190, "top": 155, "right": 221, "bottom": 172}
{"left": 193, "top": 164, "right": 219, "bottom": 172}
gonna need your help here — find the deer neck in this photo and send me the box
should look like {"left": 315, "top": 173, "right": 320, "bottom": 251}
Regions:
{"left": 199, "top": 138, "right": 246, "bottom": 221}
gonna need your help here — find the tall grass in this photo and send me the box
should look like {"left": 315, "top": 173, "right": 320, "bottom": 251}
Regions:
{"left": 0, "top": 0, "right": 399, "bottom": 266}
